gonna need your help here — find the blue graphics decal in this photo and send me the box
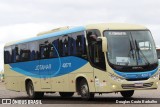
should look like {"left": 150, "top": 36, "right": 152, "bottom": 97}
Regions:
{"left": 113, "top": 68, "right": 158, "bottom": 79}
{"left": 10, "top": 56, "right": 88, "bottom": 78}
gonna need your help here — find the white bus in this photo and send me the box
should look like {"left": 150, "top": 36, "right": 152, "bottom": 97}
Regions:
{"left": 4, "top": 23, "right": 159, "bottom": 100}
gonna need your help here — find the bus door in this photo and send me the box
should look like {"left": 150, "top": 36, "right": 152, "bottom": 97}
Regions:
{"left": 39, "top": 44, "right": 51, "bottom": 90}
{"left": 87, "top": 30, "right": 106, "bottom": 92}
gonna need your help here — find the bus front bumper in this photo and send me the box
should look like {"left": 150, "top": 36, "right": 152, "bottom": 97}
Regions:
{"left": 107, "top": 78, "right": 159, "bottom": 92}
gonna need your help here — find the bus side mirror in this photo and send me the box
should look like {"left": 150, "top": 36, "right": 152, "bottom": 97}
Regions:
{"left": 97, "top": 37, "right": 107, "bottom": 52}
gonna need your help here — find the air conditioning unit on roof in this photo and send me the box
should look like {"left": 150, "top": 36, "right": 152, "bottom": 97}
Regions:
{"left": 37, "top": 26, "right": 70, "bottom": 36}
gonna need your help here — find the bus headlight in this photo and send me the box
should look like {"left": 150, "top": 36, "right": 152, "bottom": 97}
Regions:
{"left": 151, "top": 72, "right": 159, "bottom": 79}
{"left": 109, "top": 73, "right": 125, "bottom": 82}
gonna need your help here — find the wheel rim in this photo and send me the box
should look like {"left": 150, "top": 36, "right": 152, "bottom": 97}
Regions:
{"left": 81, "top": 84, "right": 89, "bottom": 97}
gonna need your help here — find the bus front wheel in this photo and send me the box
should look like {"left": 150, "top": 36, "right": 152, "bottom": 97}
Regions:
{"left": 79, "top": 79, "right": 94, "bottom": 100}
{"left": 26, "top": 81, "right": 44, "bottom": 99}
{"left": 120, "top": 90, "right": 134, "bottom": 98}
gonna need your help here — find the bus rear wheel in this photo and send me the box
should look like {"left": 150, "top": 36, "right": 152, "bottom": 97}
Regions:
{"left": 59, "top": 92, "right": 74, "bottom": 98}
{"left": 79, "top": 79, "right": 94, "bottom": 100}
{"left": 26, "top": 81, "right": 44, "bottom": 99}
{"left": 120, "top": 90, "right": 134, "bottom": 98}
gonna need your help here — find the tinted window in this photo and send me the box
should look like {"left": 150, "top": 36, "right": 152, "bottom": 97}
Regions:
{"left": 19, "top": 44, "right": 30, "bottom": 61}
{"left": 4, "top": 31, "right": 88, "bottom": 63}
{"left": 4, "top": 47, "right": 12, "bottom": 64}
{"left": 87, "top": 29, "right": 106, "bottom": 70}
{"left": 69, "top": 32, "right": 87, "bottom": 59}
{"left": 39, "top": 39, "right": 53, "bottom": 59}
{"left": 62, "top": 35, "right": 68, "bottom": 56}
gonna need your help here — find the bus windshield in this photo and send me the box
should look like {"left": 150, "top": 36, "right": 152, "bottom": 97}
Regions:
{"left": 104, "top": 31, "right": 157, "bottom": 66}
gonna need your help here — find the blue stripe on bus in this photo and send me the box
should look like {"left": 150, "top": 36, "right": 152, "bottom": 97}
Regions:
{"left": 9, "top": 56, "right": 88, "bottom": 78}
{"left": 15, "top": 26, "right": 86, "bottom": 45}
{"left": 113, "top": 68, "right": 158, "bottom": 79}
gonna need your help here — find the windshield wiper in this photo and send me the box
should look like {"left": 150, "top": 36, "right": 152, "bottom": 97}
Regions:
{"left": 135, "top": 40, "right": 151, "bottom": 66}
{"left": 129, "top": 40, "right": 135, "bottom": 59}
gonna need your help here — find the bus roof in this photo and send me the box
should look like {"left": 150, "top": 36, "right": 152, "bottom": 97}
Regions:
{"left": 5, "top": 23, "right": 147, "bottom": 47}
{"left": 86, "top": 23, "right": 147, "bottom": 31}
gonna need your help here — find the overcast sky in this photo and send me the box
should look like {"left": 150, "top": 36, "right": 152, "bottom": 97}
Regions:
{"left": 0, "top": 0, "right": 160, "bottom": 71}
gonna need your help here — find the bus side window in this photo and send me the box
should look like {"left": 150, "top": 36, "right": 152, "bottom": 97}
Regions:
{"left": 28, "top": 41, "right": 39, "bottom": 61}
{"left": 46, "top": 42, "right": 54, "bottom": 58}
{"left": 19, "top": 49, "right": 23, "bottom": 61}
{"left": 68, "top": 36, "right": 71, "bottom": 55}
{"left": 76, "top": 34, "right": 87, "bottom": 58}
{"left": 35, "top": 51, "right": 39, "bottom": 59}
{"left": 4, "top": 50, "right": 11, "bottom": 64}
{"left": 59, "top": 39, "right": 63, "bottom": 57}
{"left": 11, "top": 48, "right": 16, "bottom": 63}
{"left": 15, "top": 46, "right": 20, "bottom": 62}
{"left": 4, "top": 51, "right": 7, "bottom": 64}
{"left": 87, "top": 29, "right": 106, "bottom": 70}
{"left": 53, "top": 39, "right": 59, "bottom": 58}
{"left": 23, "top": 50, "right": 30, "bottom": 61}
{"left": 4, "top": 47, "right": 12, "bottom": 64}
{"left": 70, "top": 32, "right": 87, "bottom": 59}
{"left": 39, "top": 41, "right": 52, "bottom": 59}
{"left": 69, "top": 34, "right": 76, "bottom": 56}
{"left": 30, "top": 50, "right": 36, "bottom": 60}
{"left": 40, "top": 46, "right": 48, "bottom": 59}
{"left": 76, "top": 35, "right": 82, "bottom": 56}
{"left": 49, "top": 47, "right": 54, "bottom": 58}
{"left": 18, "top": 43, "right": 31, "bottom": 62}
{"left": 62, "top": 35, "right": 68, "bottom": 56}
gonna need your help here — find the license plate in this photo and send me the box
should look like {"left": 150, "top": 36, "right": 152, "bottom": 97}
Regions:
{"left": 134, "top": 83, "right": 143, "bottom": 87}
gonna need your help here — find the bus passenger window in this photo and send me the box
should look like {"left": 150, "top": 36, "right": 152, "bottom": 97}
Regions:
{"left": 75, "top": 32, "right": 87, "bottom": 59}
{"left": 35, "top": 51, "right": 39, "bottom": 59}
{"left": 49, "top": 47, "right": 54, "bottom": 58}
{"left": 68, "top": 36, "right": 76, "bottom": 56}
{"left": 40, "top": 41, "right": 52, "bottom": 59}
{"left": 40, "top": 47, "right": 48, "bottom": 59}
{"left": 11, "top": 48, "right": 16, "bottom": 63}
{"left": 21, "top": 50, "right": 30, "bottom": 61}
{"left": 30, "top": 50, "right": 36, "bottom": 60}
{"left": 76, "top": 35, "right": 83, "bottom": 56}
{"left": 62, "top": 35, "right": 68, "bottom": 56}
{"left": 15, "top": 47, "right": 20, "bottom": 62}
{"left": 53, "top": 39, "right": 59, "bottom": 58}
{"left": 4, "top": 51, "right": 8, "bottom": 64}
{"left": 4, "top": 47, "right": 12, "bottom": 64}
{"left": 59, "top": 39, "right": 63, "bottom": 57}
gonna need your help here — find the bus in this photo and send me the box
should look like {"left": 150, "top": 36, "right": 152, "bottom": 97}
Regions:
{"left": 156, "top": 48, "right": 160, "bottom": 79}
{"left": 4, "top": 23, "right": 159, "bottom": 100}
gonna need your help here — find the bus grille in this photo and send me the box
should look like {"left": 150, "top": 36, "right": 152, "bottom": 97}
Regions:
{"left": 121, "top": 82, "right": 153, "bottom": 89}
{"left": 126, "top": 78, "right": 149, "bottom": 81}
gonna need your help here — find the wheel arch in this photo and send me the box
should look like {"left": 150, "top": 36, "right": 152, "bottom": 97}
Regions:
{"left": 75, "top": 76, "right": 88, "bottom": 93}
{"left": 25, "top": 78, "right": 32, "bottom": 92}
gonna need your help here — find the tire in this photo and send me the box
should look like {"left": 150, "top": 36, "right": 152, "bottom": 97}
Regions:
{"left": 59, "top": 92, "right": 74, "bottom": 98}
{"left": 79, "top": 79, "right": 94, "bottom": 100}
{"left": 120, "top": 90, "right": 134, "bottom": 98}
{"left": 26, "top": 81, "right": 44, "bottom": 99}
